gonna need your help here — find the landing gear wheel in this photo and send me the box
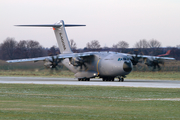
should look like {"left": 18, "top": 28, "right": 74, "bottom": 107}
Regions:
{"left": 78, "top": 78, "right": 90, "bottom": 81}
{"left": 118, "top": 77, "right": 124, "bottom": 82}
{"left": 102, "top": 77, "right": 115, "bottom": 81}
{"left": 102, "top": 77, "right": 107, "bottom": 81}
{"left": 121, "top": 78, "right": 124, "bottom": 82}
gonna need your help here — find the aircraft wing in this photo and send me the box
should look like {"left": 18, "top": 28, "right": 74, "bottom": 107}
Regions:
{"left": 141, "top": 55, "right": 175, "bottom": 60}
{"left": 125, "top": 53, "right": 175, "bottom": 60}
{"left": 7, "top": 56, "right": 53, "bottom": 63}
{"left": 6, "top": 53, "right": 94, "bottom": 63}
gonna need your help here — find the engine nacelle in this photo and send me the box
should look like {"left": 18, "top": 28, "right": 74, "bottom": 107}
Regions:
{"left": 69, "top": 57, "right": 80, "bottom": 66}
{"left": 43, "top": 57, "right": 62, "bottom": 69}
{"left": 44, "top": 61, "right": 52, "bottom": 68}
{"left": 144, "top": 58, "right": 157, "bottom": 67}
{"left": 69, "top": 57, "right": 85, "bottom": 66}
{"left": 144, "top": 58, "right": 164, "bottom": 70}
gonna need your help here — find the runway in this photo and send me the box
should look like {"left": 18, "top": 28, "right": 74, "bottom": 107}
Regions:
{"left": 0, "top": 76, "right": 180, "bottom": 88}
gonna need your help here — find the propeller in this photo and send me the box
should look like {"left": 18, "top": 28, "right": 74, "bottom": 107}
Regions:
{"left": 69, "top": 57, "right": 88, "bottom": 70}
{"left": 144, "top": 58, "right": 164, "bottom": 71}
{"left": 76, "top": 58, "right": 87, "bottom": 69}
{"left": 44, "top": 56, "right": 62, "bottom": 71}
{"left": 130, "top": 53, "right": 142, "bottom": 66}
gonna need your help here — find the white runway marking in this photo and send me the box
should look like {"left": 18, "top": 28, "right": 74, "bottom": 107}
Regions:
{"left": 0, "top": 77, "right": 180, "bottom": 88}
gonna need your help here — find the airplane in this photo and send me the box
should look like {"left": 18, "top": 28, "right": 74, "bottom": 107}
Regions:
{"left": 7, "top": 20, "right": 175, "bottom": 82}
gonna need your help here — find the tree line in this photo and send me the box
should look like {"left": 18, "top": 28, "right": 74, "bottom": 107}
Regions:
{"left": 0, "top": 38, "right": 56, "bottom": 60}
{"left": 1, "top": 37, "right": 180, "bottom": 60}
{"left": 86, "top": 39, "right": 162, "bottom": 49}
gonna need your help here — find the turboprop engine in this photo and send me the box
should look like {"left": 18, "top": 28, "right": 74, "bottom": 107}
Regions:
{"left": 44, "top": 56, "right": 62, "bottom": 70}
{"left": 144, "top": 58, "right": 164, "bottom": 70}
{"left": 69, "top": 57, "right": 87, "bottom": 69}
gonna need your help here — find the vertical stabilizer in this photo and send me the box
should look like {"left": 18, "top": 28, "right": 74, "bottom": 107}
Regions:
{"left": 14, "top": 20, "right": 85, "bottom": 54}
{"left": 53, "top": 20, "right": 72, "bottom": 54}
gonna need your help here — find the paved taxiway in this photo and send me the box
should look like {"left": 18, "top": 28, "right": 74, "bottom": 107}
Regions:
{"left": 0, "top": 77, "right": 180, "bottom": 88}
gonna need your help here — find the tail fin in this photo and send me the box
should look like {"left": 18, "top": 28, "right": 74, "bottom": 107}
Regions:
{"left": 157, "top": 50, "right": 171, "bottom": 57}
{"left": 166, "top": 50, "right": 171, "bottom": 55}
{"left": 15, "top": 20, "right": 86, "bottom": 54}
{"left": 53, "top": 20, "right": 72, "bottom": 54}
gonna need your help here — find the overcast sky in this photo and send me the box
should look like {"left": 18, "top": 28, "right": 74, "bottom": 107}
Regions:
{"left": 1, "top": 0, "right": 180, "bottom": 48}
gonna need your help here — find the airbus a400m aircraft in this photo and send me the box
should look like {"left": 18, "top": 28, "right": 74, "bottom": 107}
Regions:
{"left": 7, "top": 20, "right": 175, "bottom": 82}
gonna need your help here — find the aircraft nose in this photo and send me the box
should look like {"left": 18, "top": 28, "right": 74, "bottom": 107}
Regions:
{"left": 123, "top": 61, "right": 132, "bottom": 72}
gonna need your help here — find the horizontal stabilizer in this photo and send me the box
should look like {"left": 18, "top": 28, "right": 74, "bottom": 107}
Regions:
{"left": 15, "top": 24, "right": 86, "bottom": 28}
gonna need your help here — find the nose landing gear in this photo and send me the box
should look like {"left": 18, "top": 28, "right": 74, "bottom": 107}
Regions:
{"left": 118, "top": 76, "right": 124, "bottom": 82}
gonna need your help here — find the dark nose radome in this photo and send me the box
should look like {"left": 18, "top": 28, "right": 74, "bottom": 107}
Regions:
{"left": 123, "top": 62, "right": 132, "bottom": 72}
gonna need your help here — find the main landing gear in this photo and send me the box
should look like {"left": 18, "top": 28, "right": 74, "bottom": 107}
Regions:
{"left": 77, "top": 77, "right": 124, "bottom": 82}
{"left": 102, "top": 77, "right": 114, "bottom": 81}
{"left": 78, "top": 78, "right": 90, "bottom": 81}
{"left": 102, "top": 76, "right": 124, "bottom": 82}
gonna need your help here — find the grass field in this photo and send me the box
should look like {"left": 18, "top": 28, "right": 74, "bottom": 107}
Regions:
{"left": 1, "top": 60, "right": 180, "bottom": 119}
{"left": 0, "top": 70, "right": 74, "bottom": 78}
{"left": 0, "top": 84, "right": 180, "bottom": 119}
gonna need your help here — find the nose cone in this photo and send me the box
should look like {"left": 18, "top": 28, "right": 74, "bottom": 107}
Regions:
{"left": 123, "top": 61, "right": 132, "bottom": 72}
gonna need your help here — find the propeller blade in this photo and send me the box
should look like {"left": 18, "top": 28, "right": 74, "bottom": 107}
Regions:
{"left": 131, "top": 53, "right": 142, "bottom": 66}
{"left": 153, "top": 65, "right": 156, "bottom": 70}
{"left": 157, "top": 64, "right": 161, "bottom": 71}
{"left": 55, "top": 67, "right": 59, "bottom": 71}
{"left": 70, "top": 57, "right": 88, "bottom": 70}
{"left": 44, "top": 55, "right": 63, "bottom": 73}
{"left": 148, "top": 58, "right": 164, "bottom": 71}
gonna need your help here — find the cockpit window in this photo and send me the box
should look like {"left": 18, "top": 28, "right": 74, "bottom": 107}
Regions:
{"left": 118, "top": 58, "right": 122, "bottom": 61}
{"left": 118, "top": 57, "right": 130, "bottom": 61}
